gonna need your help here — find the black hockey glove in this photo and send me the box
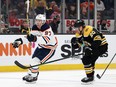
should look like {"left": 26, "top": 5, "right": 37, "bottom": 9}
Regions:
{"left": 84, "top": 46, "right": 92, "bottom": 56}
{"left": 12, "top": 38, "right": 23, "bottom": 48}
{"left": 27, "top": 34, "right": 37, "bottom": 42}
{"left": 71, "top": 37, "right": 80, "bottom": 49}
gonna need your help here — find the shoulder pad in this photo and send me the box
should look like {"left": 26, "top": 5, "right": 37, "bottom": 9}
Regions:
{"left": 41, "top": 23, "right": 50, "bottom": 31}
{"left": 32, "top": 25, "right": 39, "bottom": 30}
{"left": 83, "top": 26, "right": 93, "bottom": 37}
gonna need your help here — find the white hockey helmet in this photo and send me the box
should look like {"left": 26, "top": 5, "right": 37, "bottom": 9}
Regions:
{"left": 35, "top": 14, "right": 46, "bottom": 24}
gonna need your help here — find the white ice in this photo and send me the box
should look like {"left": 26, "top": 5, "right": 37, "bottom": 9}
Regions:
{"left": 0, "top": 69, "right": 116, "bottom": 87}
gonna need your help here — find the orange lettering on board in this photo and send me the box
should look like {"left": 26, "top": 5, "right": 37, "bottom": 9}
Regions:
{"left": 0, "top": 43, "right": 32, "bottom": 56}
{"left": 23, "top": 43, "right": 31, "bottom": 56}
{"left": 18, "top": 45, "right": 22, "bottom": 56}
{"left": 0, "top": 43, "right": 8, "bottom": 56}
{"left": 10, "top": 43, "right": 17, "bottom": 56}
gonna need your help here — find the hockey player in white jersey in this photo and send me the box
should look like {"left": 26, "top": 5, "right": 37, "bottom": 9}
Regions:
{"left": 12, "top": 14, "right": 58, "bottom": 82}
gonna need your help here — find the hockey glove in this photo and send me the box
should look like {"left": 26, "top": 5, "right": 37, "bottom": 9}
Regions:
{"left": 71, "top": 37, "right": 80, "bottom": 49}
{"left": 71, "top": 37, "right": 78, "bottom": 44}
{"left": 12, "top": 38, "right": 23, "bottom": 48}
{"left": 27, "top": 34, "right": 37, "bottom": 42}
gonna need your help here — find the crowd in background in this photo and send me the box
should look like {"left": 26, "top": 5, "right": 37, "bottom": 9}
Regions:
{"left": 0, "top": 0, "right": 115, "bottom": 34}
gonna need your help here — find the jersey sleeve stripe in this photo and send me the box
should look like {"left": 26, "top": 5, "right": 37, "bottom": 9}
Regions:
{"left": 38, "top": 37, "right": 58, "bottom": 49}
{"left": 42, "top": 36, "right": 50, "bottom": 43}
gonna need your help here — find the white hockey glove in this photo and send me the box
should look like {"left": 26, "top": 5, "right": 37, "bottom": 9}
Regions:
{"left": 12, "top": 38, "right": 23, "bottom": 48}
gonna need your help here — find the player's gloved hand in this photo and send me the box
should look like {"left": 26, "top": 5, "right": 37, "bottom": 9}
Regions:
{"left": 84, "top": 46, "right": 92, "bottom": 56}
{"left": 27, "top": 34, "right": 37, "bottom": 42}
{"left": 71, "top": 37, "right": 79, "bottom": 49}
{"left": 71, "top": 37, "right": 78, "bottom": 45}
{"left": 12, "top": 38, "right": 23, "bottom": 48}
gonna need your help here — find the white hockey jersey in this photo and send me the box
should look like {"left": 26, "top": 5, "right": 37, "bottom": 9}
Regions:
{"left": 22, "top": 23, "right": 58, "bottom": 50}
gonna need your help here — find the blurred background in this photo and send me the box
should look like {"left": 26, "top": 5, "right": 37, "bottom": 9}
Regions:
{"left": 0, "top": 0, "right": 115, "bottom": 34}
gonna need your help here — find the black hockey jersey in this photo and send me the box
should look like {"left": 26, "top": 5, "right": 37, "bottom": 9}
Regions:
{"left": 75, "top": 26, "right": 108, "bottom": 49}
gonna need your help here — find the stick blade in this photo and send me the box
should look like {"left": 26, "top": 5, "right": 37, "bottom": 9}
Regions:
{"left": 96, "top": 74, "right": 101, "bottom": 79}
{"left": 14, "top": 61, "right": 29, "bottom": 69}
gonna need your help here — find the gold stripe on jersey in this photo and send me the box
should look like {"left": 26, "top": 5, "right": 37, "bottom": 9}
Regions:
{"left": 101, "top": 38, "right": 107, "bottom": 46}
{"left": 93, "top": 35, "right": 102, "bottom": 41}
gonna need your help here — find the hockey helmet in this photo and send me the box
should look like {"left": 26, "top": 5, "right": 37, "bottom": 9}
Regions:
{"left": 35, "top": 14, "right": 46, "bottom": 24}
{"left": 74, "top": 20, "right": 85, "bottom": 28}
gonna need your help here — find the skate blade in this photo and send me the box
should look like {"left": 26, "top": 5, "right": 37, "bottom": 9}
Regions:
{"left": 81, "top": 81, "right": 94, "bottom": 85}
{"left": 25, "top": 81, "right": 36, "bottom": 84}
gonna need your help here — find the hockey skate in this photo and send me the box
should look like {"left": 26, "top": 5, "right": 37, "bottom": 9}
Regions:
{"left": 81, "top": 76, "right": 94, "bottom": 84}
{"left": 23, "top": 72, "right": 39, "bottom": 82}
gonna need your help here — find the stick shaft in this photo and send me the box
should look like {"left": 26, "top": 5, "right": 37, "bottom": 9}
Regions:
{"left": 14, "top": 53, "right": 83, "bottom": 69}
{"left": 96, "top": 53, "right": 116, "bottom": 79}
{"left": 26, "top": 0, "right": 30, "bottom": 35}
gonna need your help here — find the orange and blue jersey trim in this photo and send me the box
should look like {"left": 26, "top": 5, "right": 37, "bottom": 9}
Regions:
{"left": 41, "top": 50, "right": 55, "bottom": 63}
{"left": 42, "top": 36, "right": 50, "bottom": 43}
{"left": 38, "top": 37, "right": 58, "bottom": 50}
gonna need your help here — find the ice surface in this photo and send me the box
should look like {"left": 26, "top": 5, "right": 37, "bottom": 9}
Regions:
{"left": 0, "top": 69, "right": 116, "bottom": 87}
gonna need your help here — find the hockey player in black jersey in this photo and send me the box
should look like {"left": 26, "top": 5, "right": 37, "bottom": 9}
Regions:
{"left": 12, "top": 14, "right": 58, "bottom": 82}
{"left": 71, "top": 20, "right": 108, "bottom": 84}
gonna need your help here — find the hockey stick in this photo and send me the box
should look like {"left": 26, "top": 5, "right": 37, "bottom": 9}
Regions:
{"left": 96, "top": 53, "right": 116, "bottom": 79}
{"left": 14, "top": 53, "right": 83, "bottom": 69}
{"left": 25, "top": 0, "right": 30, "bottom": 35}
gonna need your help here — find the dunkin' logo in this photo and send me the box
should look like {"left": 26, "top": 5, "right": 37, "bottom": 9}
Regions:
{"left": 0, "top": 43, "right": 32, "bottom": 56}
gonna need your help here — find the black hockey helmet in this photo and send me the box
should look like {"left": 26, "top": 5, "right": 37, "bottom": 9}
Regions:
{"left": 74, "top": 20, "right": 85, "bottom": 28}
